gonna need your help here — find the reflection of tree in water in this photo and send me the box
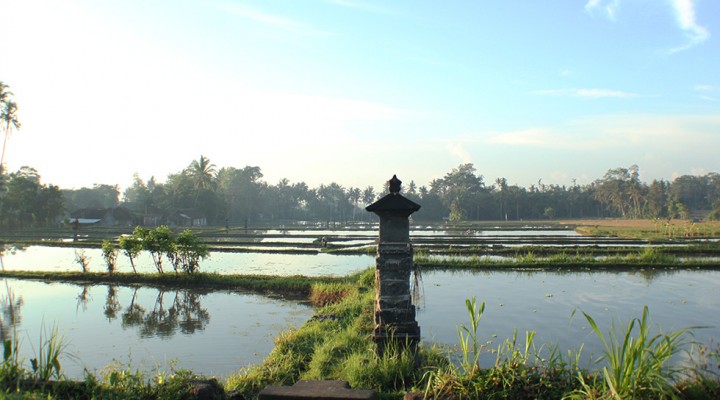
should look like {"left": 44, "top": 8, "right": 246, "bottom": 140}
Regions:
{"left": 119, "top": 287, "right": 209, "bottom": 338}
{"left": 76, "top": 285, "right": 92, "bottom": 311}
{"left": 121, "top": 287, "right": 146, "bottom": 328}
{"left": 0, "top": 283, "right": 23, "bottom": 342}
{"left": 104, "top": 286, "right": 121, "bottom": 321}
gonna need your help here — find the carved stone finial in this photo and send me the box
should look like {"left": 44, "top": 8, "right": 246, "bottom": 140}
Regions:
{"left": 388, "top": 175, "right": 402, "bottom": 194}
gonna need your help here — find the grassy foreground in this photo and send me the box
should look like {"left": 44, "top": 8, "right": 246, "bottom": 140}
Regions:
{"left": 3, "top": 268, "right": 720, "bottom": 399}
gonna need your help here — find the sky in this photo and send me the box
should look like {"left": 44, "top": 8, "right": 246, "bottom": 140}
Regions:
{"left": 1, "top": 0, "right": 719, "bottom": 193}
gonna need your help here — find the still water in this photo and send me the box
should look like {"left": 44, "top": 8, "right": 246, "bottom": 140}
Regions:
{"left": 1, "top": 245, "right": 373, "bottom": 276}
{"left": 0, "top": 278, "right": 313, "bottom": 379}
{"left": 417, "top": 269, "right": 720, "bottom": 368}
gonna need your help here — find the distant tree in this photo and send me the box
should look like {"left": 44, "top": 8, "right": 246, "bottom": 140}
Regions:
{"left": 63, "top": 184, "right": 120, "bottom": 210}
{"left": 0, "top": 81, "right": 21, "bottom": 174}
{"left": 217, "top": 166, "right": 264, "bottom": 224}
{"left": 348, "top": 187, "right": 362, "bottom": 220}
{"left": 431, "top": 163, "right": 487, "bottom": 220}
{"left": 186, "top": 155, "right": 217, "bottom": 191}
{"left": 362, "top": 186, "right": 375, "bottom": 206}
{"left": 0, "top": 167, "right": 63, "bottom": 228}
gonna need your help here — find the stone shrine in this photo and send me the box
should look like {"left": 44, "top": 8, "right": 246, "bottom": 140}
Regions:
{"left": 366, "top": 175, "right": 421, "bottom": 352}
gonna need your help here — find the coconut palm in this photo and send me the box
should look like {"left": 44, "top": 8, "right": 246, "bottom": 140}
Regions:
{"left": 1, "top": 82, "right": 21, "bottom": 174}
{"left": 186, "top": 155, "right": 217, "bottom": 191}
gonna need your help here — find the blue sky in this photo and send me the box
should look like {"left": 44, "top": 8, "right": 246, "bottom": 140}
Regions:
{"left": 1, "top": 0, "right": 718, "bottom": 191}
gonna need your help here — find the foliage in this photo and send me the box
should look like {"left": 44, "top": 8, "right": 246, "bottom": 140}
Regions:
{"left": 173, "top": 229, "right": 208, "bottom": 274}
{"left": 135, "top": 225, "right": 174, "bottom": 274}
{"left": 101, "top": 240, "right": 118, "bottom": 273}
{"left": 61, "top": 184, "right": 120, "bottom": 211}
{"left": 0, "top": 167, "right": 63, "bottom": 229}
{"left": 118, "top": 234, "right": 142, "bottom": 274}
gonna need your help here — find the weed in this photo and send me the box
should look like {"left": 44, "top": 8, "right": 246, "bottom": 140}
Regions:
{"left": 73, "top": 250, "right": 90, "bottom": 273}
{"left": 309, "top": 282, "right": 353, "bottom": 307}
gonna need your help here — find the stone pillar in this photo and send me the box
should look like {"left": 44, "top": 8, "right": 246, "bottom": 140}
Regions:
{"left": 366, "top": 175, "right": 421, "bottom": 352}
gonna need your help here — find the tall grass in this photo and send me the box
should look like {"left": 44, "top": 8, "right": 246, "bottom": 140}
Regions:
{"left": 570, "top": 306, "right": 690, "bottom": 399}
{"left": 28, "top": 322, "right": 69, "bottom": 381}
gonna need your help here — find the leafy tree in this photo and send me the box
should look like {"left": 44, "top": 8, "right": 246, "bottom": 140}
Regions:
{"left": 101, "top": 240, "right": 118, "bottom": 274}
{"left": 62, "top": 184, "right": 120, "bottom": 210}
{"left": 119, "top": 234, "right": 142, "bottom": 274}
{"left": 175, "top": 229, "right": 209, "bottom": 274}
{"left": 430, "top": 163, "right": 487, "bottom": 220}
{"left": 0, "top": 167, "right": 63, "bottom": 228}
{"left": 137, "top": 226, "right": 175, "bottom": 274}
{"left": 217, "top": 165, "right": 264, "bottom": 224}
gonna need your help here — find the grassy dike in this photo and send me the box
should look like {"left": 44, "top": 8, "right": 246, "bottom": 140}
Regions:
{"left": 0, "top": 270, "right": 346, "bottom": 298}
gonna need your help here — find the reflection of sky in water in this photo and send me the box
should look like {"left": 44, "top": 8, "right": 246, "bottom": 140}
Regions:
{"left": 2, "top": 246, "right": 374, "bottom": 277}
{"left": 0, "top": 278, "right": 314, "bottom": 379}
{"left": 417, "top": 269, "right": 720, "bottom": 370}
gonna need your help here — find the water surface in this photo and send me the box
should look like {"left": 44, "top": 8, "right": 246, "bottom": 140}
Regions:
{"left": 417, "top": 269, "right": 720, "bottom": 368}
{"left": 0, "top": 278, "right": 313, "bottom": 379}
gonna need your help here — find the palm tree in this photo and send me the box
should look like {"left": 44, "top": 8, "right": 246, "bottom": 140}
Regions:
{"left": 0, "top": 82, "right": 21, "bottom": 174}
{"left": 186, "top": 155, "right": 217, "bottom": 191}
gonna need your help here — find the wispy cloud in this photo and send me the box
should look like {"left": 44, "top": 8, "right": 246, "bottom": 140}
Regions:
{"left": 484, "top": 114, "right": 720, "bottom": 150}
{"left": 669, "top": 0, "right": 710, "bottom": 53}
{"left": 324, "top": 0, "right": 391, "bottom": 13}
{"left": 214, "top": 2, "right": 321, "bottom": 35}
{"left": 693, "top": 84, "right": 718, "bottom": 101}
{"left": 694, "top": 84, "right": 717, "bottom": 92}
{"left": 584, "top": 0, "right": 620, "bottom": 20}
{"left": 533, "top": 88, "right": 638, "bottom": 98}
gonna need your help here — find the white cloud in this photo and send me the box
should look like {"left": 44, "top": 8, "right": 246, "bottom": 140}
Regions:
{"left": 669, "top": 0, "right": 710, "bottom": 53}
{"left": 533, "top": 88, "right": 638, "bottom": 98}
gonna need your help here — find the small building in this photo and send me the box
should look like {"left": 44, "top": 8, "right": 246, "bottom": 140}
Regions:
{"left": 70, "top": 207, "right": 134, "bottom": 227}
{"left": 169, "top": 209, "right": 207, "bottom": 227}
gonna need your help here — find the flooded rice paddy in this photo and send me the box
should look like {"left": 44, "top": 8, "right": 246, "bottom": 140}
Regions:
{"left": 1, "top": 278, "right": 314, "bottom": 379}
{"left": 1, "top": 223, "right": 718, "bottom": 378}
{"left": 417, "top": 269, "right": 720, "bottom": 368}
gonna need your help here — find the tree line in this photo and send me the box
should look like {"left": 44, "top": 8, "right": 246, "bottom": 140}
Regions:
{"left": 2, "top": 156, "right": 719, "bottom": 229}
